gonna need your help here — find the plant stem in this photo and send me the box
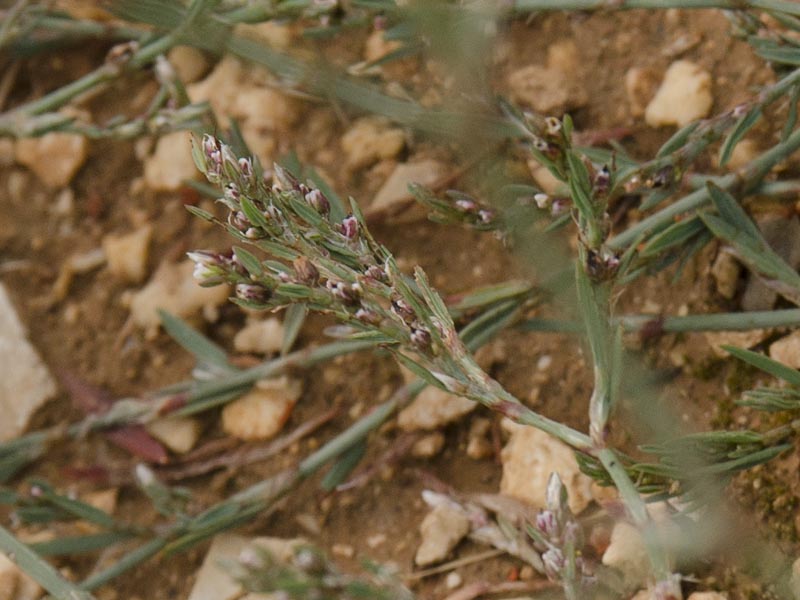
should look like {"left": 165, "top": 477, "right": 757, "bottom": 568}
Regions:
{"left": 0, "top": 525, "right": 95, "bottom": 600}
{"left": 608, "top": 126, "right": 800, "bottom": 249}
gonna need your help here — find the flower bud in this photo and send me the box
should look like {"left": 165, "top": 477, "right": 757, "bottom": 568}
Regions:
{"left": 293, "top": 256, "right": 320, "bottom": 286}
{"left": 545, "top": 472, "right": 566, "bottom": 512}
{"left": 455, "top": 198, "right": 478, "bottom": 213}
{"left": 536, "top": 510, "right": 559, "bottom": 538}
{"left": 542, "top": 547, "right": 565, "bottom": 579}
{"left": 534, "top": 193, "right": 550, "bottom": 209}
{"left": 364, "top": 265, "right": 388, "bottom": 283}
{"left": 544, "top": 116, "right": 562, "bottom": 136}
{"left": 410, "top": 326, "right": 432, "bottom": 350}
{"left": 305, "top": 188, "right": 330, "bottom": 215}
{"left": 238, "top": 157, "right": 253, "bottom": 180}
{"left": 355, "top": 307, "right": 381, "bottom": 325}
{"left": 235, "top": 283, "right": 271, "bottom": 304}
{"left": 340, "top": 215, "right": 359, "bottom": 239}
{"left": 187, "top": 251, "right": 227, "bottom": 286}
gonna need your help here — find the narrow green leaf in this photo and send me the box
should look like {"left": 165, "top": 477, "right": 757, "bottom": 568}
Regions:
{"left": 184, "top": 203, "right": 215, "bottom": 221}
{"left": 320, "top": 439, "right": 367, "bottom": 491}
{"left": 394, "top": 354, "right": 446, "bottom": 390}
{"left": 723, "top": 345, "right": 800, "bottom": 386}
{"left": 639, "top": 215, "right": 705, "bottom": 258}
{"left": 36, "top": 484, "right": 117, "bottom": 530}
{"left": 783, "top": 83, "right": 800, "bottom": 143}
{"left": 30, "top": 531, "right": 134, "bottom": 557}
{"left": 232, "top": 246, "right": 264, "bottom": 277}
{"left": 706, "top": 183, "right": 761, "bottom": 239}
{"left": 159, "top": 310, "right": 232, "bottom": 371}
{"left": 239, "top": 196, "right": 269, "bottom": 230}
{"left": 565, "top": 151, "right": 594, "bottom": 220}
{"left": 281, "top": 304, "right": 307, "bottom": 356}
{"left": 719, "top": 107, "right": 761, "bottom": 167}
{"left": 656, "top": 121, "right": 700, "bottom": 157}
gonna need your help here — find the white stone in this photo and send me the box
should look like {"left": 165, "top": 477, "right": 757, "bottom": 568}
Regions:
{"left": 500, "top": 420, "right": 593, "bottom": 514}
{"left": 414, "top": 504, "right": 471, "bottom": 566}
{"left": 602, "top": 522, "right": 650, "bottom": 591}
{"left": 341, "top": 116, "right": 405, "bottom": 170}
{"left": 146, "top": 415, "right": 202, "bottom": 454}
{"left": 0, "top": 284, "right": 57, "bottom": 442}
{"left": 0, "top": 552, "right": 42, "bottom": 600}
{"left": 687, "top": 593, "right": 728, "bottom": 600}
{"left": 188, "top": 534, "right": 304, "bottom": 600}
{"left": 143, "top": 131, "right": 198, "bottom": 191}
{"left": 187, "top": 56, "right": 248, "bottom": 126}
{"left": 704, "top": 330, "right": 769, "bottom": 358}
{"left": 722, "top": 138, "right": 758, "bottom": 170}
{"left": 233, "top": 317, "right": 285, "bottom": 355}
{"left": 232, "top": 88, "right": 300, "bottom": 132}
{"left": 769, "top": 331, "right": 800, "bottom": 370}
{"left": 397, "top": 386, "right": 475, "bottom": 431}
{"left": 221, "top": 377, "right": 302, "bottom": 441}
{"left": 710, "top": 251, "right": 740, "bottom": 300}
{"left": 102, "top": 224, "right": 152, "bottom": 284}
{"left": 372, "top": 160, "right": 445, "bottom": 212}
{"left": 507, "top": 65, "right": 587, "bottom": 114}
{"left": 364, "top": 29, "right": 402, "bottom": 63}
{"left": 645, "top": 60, "right": 713, "bottom": 128}
{"left": 167, "top": 46, "right": 209, "bottom": 83}
{"left": 445, "top": 571, "right": 463, "bottom": 590}
{"left": 235, "top": 21, "right": 293, "bottom": 50}
{"left": 15, "top": 132, "right": 88, "bottom": 188}
{"left": 127, "top": 260, "right": 230, "bottom": 334}
{"left": 411, "top": 432, "right": 446, "bottom": 458}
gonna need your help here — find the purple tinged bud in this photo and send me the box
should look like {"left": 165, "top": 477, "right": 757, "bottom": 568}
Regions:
{"left": 238, "top": 157, "right": 253, "bottom": 179}
{"left": 305, "top": 189, "right": 330, "bottom": 215}
{"left": 326, "top": 280, "right": 359, "bottom": 304}
{"left": 235, "top": 283, "right": 270, "bottom": 304}
{"left": 293, "top": 256, "right": 320, "bottom": 286}
{"left": 355, "top": 307, "right": 381, "bottom": 325}
{"left": 202, "top": 135, "right": 219, "bottom": 159}
{"left": 455, "top": 198, "right": 478, "bottom": 213}
{"left": 244, "top": 227, "right": 262, "bottom": 239}
{"left": 364, "top": 265, "right": 387, "bottom": 282}
{"left": 410, "top": 326, "right": 431, "bottom": 349}
{"left": 391, "top": 298, "right": 414, "bottom": 322}
{"left": 187, "top": 251, "right": 226, "bottom": 285}
{"left": 478, "top": 209, "right": 494, "bottom": 224}
{"left": 536, "top": 510, "right": 559, "bottom": 538}
{"left": 542, "top": 547, "right": 565, "bottom": 578}
{"left": 546, "top": 473, "right": 565, "bottom": 511}
{"left": 224, "top": 183, "right": 240, "bottom": 202}
{"left": 340, "top": 215, "right": 359, "bottom": 239}
{"left": 551, "top": 199, "right": 569, "bottom": 216}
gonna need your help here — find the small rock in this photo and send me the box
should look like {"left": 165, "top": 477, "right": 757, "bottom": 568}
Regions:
{"left": 466, "top": 418, "right": 493, "bottom": 460}
{"left": 127, "top": 260, "right": 230, "bottom": 334}
{"left": 364, "top": 29, "right": 402, "bottom": 63}
{"left": 187, "top": 56, "right": 247, "bottom": 125}
{"left": 83, "top": 488, "right": 118, "bottom": 516}
{"left": 500, "top": 420, "right": 593, "bottom": 514}
{"left": 341, "top": 116, "right": 405, "bottom": 170}
{"left": 415, "top": 504, "right": 471, "bottom": 566}
{"left": 710, "top": 251, "right": 740, "bottom": 300}
{"left": 143, "top": 131, "right": 198, "bottom": 191}
{"left": 0, "top": 284, "right": 57, "bottom": 442}
{"left": 507, "top": 64, "right": 587, "bottom": 114}
{"left": 221, "top": 376, "right": 302, "bottom": 441}
{"left": 412, "top": 432, "right": 446, "bottom": 458}
{"left": 769, "top": 331, "right": 800, "bottom": 369}
{"left": 372, "top": 160, "right": 445, "bottom": 212}
{"left": 233, "top": 88, "right": 300, "bottom": 132}
{"left": 0, "top": 552, "right": 42, "bottom": 600}
{"left": 546, "top": 40, "right": 580, "bottom": 73}
{"left": 233, "top": 317, "right": 285, "bottom": 355}
{"left": 167, "top": 46, "right": 209, "bottom": 83}
{"left": 146, "top": 415, "right": 202, "bottom": 454}
{"left": 235, "top": 21, "right": 293, "bottom": 49}
{"left": 102, "top": 224, "right": 152, "bottom": 284}
{"left": 704, "top": 330, "right": 769, "bottom": 358}
{"left": 687, "top": 593, "right": 728, "bottom": 600}
{"left": 398, "top": 386, "right": 476, "bottom": 431}
{"left": 645, "top": 60, "right": 713, "bottom": 128}
{"left": 15, "top": 132, "right": 89, "bottom": 188}
{"left": 331, "top": 543, "right": 354, "bottom": 558}
{"left": 445, "top": 571, "right": 463, "bottom": 590}
{"left": 52, "top": 188, "right": 75, "bottom": 217}
{"left": 188, "top": 534, "right": 305, "bottom": 600}
{"left": 625, "top": 66, "right": 661, "bottom": 119}
{"left": 602, "top": 522, "right": 650, "bottom": 591}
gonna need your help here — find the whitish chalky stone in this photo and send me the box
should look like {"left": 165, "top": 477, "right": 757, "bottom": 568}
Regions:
{"left": 397, "top": 386, "right": 476, "bottom": 431}
{"left": 102, "top": 224, "right": 152, "bottom": 283}
{"left": 146, "top": 415, "right": 202, "bottom": 454}
{"left": 128, "top": 260, "right": 230, "bottom": 335}
{"left": 602, "top": 522, "right": 651, "bottom": 591}
{"left": 0, "top": 284, "right": 57, "bottom": 442}
{"left": 233, "top": 318, "right": 285, "bottom": 355}
{"left": 0, "top": 552, "right": 41, "bottom": 600}
{"left": 500, "top": 420, "right": 593, "bottom": 514}
{"left": 415, "top": 504, "right": 471, "bottom": 566}
{"left": 645, "top": 60, "right": 713, "bottom": 127}
{"left": 222, "top": 377, "right": 302, "bottom": 441}
{"left": 188, "top": 534, "right": 305, "bottom": 600}
{"left": 372, "top": 160, "right": 445, "bottom": 213}
{"left": 15, "top": 132, "right": 88, "bottom": 188}
{"left": 770, "top": 331, "right": 800, "bottom": 370}
{"left": 143, "top": 131, "right": 199, "bottom": 191}
{"left": 341, "top": 116, "right": 405, "bottom": 170}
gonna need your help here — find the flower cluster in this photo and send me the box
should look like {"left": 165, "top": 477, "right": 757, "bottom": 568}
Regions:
{"left": 529, "top": 473, "right": 595, "bottom": 595}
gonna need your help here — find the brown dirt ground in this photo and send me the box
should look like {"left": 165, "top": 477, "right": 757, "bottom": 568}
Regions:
{"left": 2, "top": 7, "right": 799, "bottom": 600}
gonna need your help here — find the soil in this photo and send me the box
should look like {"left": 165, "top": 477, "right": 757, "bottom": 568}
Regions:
{"left": 2, "top": 6, "right": 799, "bottom": 600}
